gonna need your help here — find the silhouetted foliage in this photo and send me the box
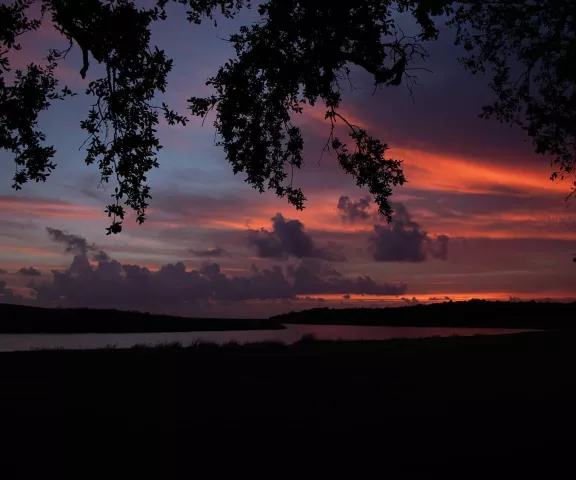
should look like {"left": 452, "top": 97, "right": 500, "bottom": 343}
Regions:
{"left": 187, "top": 0, "right": 451, "bottom": 221}
{"left": 1, "top": 0, "right": 203, "bottom": 234}
{"left": 449, "top": 0, "right": 576, "bottom": 199}
{"left": 1, "top": 1, "right": 575, "bottom": 234}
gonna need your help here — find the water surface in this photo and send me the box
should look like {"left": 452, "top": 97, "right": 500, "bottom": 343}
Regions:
{"left": 0, "top": 324, "right": 534, "bottom": 352}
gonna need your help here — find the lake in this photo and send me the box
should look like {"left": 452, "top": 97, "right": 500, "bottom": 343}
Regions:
{"left": 0, "top": 324, "right": 534, "bottom": 352}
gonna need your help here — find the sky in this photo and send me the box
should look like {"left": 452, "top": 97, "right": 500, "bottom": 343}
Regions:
{"left": 1, "top": 2, "right": 575, "bottom": 318}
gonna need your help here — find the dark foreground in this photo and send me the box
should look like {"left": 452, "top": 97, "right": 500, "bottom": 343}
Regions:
{"left": 1, "top": 331, "right": 575, "bottom": 477}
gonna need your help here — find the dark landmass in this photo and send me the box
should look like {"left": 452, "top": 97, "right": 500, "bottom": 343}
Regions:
{"left": 272, "top": 299, "right": 576, "bottom": 329}
{"left": 0, "top": 303, "right": 284, "bottom": 333}
{"left": 1, "top": 330, "right": 575, "bottom": 476}
{"left": 3, "top": 300, "right": 574, "bottom": 335}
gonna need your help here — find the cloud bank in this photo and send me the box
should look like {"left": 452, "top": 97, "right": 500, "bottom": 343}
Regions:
{"left": 8, "top": 228, "right": 407, "bottom": 316}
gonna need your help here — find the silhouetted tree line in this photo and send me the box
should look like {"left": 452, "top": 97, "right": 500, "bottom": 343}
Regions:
{"left": 272, "top": 299, "right": 576, "bottom": 329}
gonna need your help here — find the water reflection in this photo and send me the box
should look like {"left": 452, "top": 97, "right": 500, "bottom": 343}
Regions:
{"left": 0, "top": 324, "right": 535, "bottom": 352}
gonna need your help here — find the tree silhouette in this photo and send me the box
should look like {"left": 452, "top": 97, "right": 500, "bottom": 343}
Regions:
{"left": 449, "top": 0, "right": 576, "bottom": 200}
{"left": 1, "top": 1, "right": 574, "bottom": 234}
{"left": 188, "top": 0, "right": 451, "bottom": 222}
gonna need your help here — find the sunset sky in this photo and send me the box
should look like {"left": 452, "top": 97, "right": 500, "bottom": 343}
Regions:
{"left": 1, "top": 2, "right": 575, "bottom": 318}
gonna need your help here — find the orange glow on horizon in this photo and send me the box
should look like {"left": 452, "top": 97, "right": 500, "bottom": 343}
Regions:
{"left": 306, "top": 291, "right": 576, "bottom": 302}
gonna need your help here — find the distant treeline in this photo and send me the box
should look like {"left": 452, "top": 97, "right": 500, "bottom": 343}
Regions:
{"left": 0, "top": 304, "right": 284, "bottom": 334}
{"left": 271, "top": 300, "right": 576, "bottom": 330}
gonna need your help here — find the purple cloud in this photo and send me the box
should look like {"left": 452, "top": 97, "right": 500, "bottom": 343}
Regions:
{"left": 92, "top": 250, "right": 111, "bottom": 262}
{"left": 337, "top": 196, "right": 374, "bottom": 223}
{"left": 0, "top": 279, "right": 28, "bottom": 305}
{"left": 368, "top": 203, "right": 449, "bottom": 262}
{"left": 248, "top": 213, "right": 346, "bottom": 261}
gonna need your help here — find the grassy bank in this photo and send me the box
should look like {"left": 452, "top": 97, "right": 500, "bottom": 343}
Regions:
{"left": 1, "top": 330, "right": 575, "bottom": 475}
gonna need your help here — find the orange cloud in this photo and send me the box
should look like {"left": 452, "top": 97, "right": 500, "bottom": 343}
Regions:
{"left": 302, "top": 103, "right": 565, "bottom": 196}
{"left": 409, "top": 207, "right": 576, "bottom": 240}
{"left": 146, "top": 189, "right": 576, "bottom": 242}
{"left": 295, "top": 104, "right": 576, "bottom": 240}
{"left": 396, "top": 147, "right": 566, "bottom": 196}
{"left": 203, "top": 198, "right": 364, "bottom": 233}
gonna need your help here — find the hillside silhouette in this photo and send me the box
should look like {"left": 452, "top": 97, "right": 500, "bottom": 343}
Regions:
{"left": 0, "top": 303, "right": 284, "bottom": 333}
{"left": 272, "top": 299, "right": 576, "bottom": 330}
{"left": 1, "top": 299, "right": 575, "bottom": 333}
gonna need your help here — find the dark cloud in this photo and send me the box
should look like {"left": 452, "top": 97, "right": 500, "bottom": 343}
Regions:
{"left": 248, "top": 213, "right": 346, "bottom": 261}
{"left": 429, "top": 234, "right": 449, "bottom": 260}
{"left": 189, "top": 247, "right": 226, "bottom": 257}
{"left": 46, "top": 227, "right": 114, "bottom": 263}
{"left": 0, "top": 279, "right": 28, "bottom": 305}
{"left": 337, "top": 196, "right": 374, "bottom": 223}
{"left": 46, "top": 227, "right": 96, "bottom": 255}
{"left": 92, "top": 250, "right": 111, "bottom": 262}
{"left": 18, "top": 267, "right": 41, "bottom": 277}
{"left": 287, "top": 258, "right": 406, "bottom": 296}
{"left": 368, "top": 203, "right": 449, "bottom": 262}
